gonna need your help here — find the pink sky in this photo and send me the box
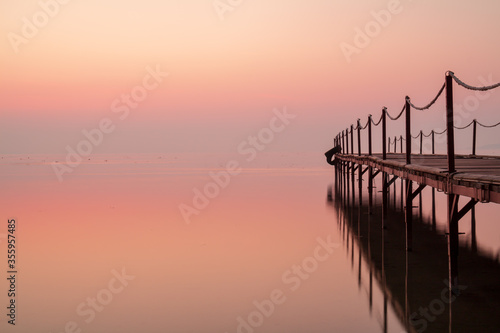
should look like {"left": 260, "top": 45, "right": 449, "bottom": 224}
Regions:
{"left": 1, "top": 0, "right": 500, "bottom": 155}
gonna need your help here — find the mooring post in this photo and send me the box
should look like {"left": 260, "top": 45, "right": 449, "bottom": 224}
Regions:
{"left": 446, "top": 71, "right": 459, "bottom": 291}
{"left": 368, "top": 115, "right": 373, "bottom": 214}
{"left": 472, "top": 119, "right": 477, "bottom": 156}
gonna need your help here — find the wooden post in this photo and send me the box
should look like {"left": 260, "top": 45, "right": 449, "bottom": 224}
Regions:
{"left": 471, "top": 206, "right": 477, "bottom": 253}
{"left": 419, "top": 130, "right": 423, "bottom": 154}
{"left": 394, "top": 136, "right": 397, "bottom": 153}
{"left": 406, "top": 179, "right": 413, "bottom": 251}
{"left": 368, "top": 116, "right": 373, "bottom": 215}
{"left": 357, "top": 119, "right": 362, "bottom": 208}
{"left": 382, "top": 108, "right": 388, "bottom": 228}
{"left": 472, "top": 119, "right": 477, "bottom": 156}
{"left": 405, "top": 97, "right": 411, "bottom": 164}
{"left": 405, "top": 96, "right": 413, "bottom": 251}
{"left": 432, "top": 188, "right": 436, "bottom": 230}
{"left": 368, "top": 115, "right": 372, "bottom": 156}
{"left": 400, "top": 135, "right": 403, "bottom": 154}
{"left": 351, "top": 125, "right": 354, "bottom": 155}
{"left": 342, "top": 131, "right": 345, "bottom": 154}
{"left": 357, "top": 119, "right": 361, "bottom": 156}
{"left": 446, "top": 71, "right": 458, "bottom": 292}
{"left": 382, "top": 108, "right": 387, "bottom": 160}
{"left": 446, "top": 71, "right": 456, "bottom": 173}
{"left": 346, "top": 128, "right": 349, "bottom": 158}
{"left": 431, "top": 130, "right": 435, "bottom": 154}
{"left": 448, "top": 194, "right": 459, "bottom": 291}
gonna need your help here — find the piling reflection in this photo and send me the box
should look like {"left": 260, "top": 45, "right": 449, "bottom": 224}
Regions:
{"left": 328, "top": 179, "right": 500, "bottom": 333}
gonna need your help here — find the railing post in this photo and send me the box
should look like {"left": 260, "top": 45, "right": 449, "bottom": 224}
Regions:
{"left": 351, "top": 124, "right": 355, "bottom": 203}
{"left": 446, "top": 71, "right": 456, "bottom": 173}
{"left": 431, "top": 130, "right": 435, "bottom": 154}
{"left": 357, "top": 119, "right": 361, "bottom": 156}
{"left": 368, "top": 115, "right": 373, "bottom": 214}
{"left": 350, "top": 125, "right": 354, "bottom": 155}
{"left": 400, "top": 135, "right": 403, "bottom": 153}
{"left": 445, "top": 71, "right": 459, "bottom": 292}
{"left": 357, "top": 119, "right": 363, "bottom": 208}
{"left": 394, "top": 136, "right": 397, "bottom": 153}
{"left": 342, "top": 131, "right": 345, "bottom": 154}
{"left": 381, "top": 107, "right": 388, "bottom": 228}
{"left": 472, "top": 119, "right": 477, "bottom": 156}
{"left": 419, "top": 130, "right": 423, "bottom": 154}
{"left": 345, "top": 128, "right": 349, "bottom": 157}
{"left": 405, "top": 97, "right": 411, "bottom": 164}
{"left": 382, "top": 108, "right": 387, "bottom": 160}
{"left": 368, "top": 115, "right": 372, "bottom": 156}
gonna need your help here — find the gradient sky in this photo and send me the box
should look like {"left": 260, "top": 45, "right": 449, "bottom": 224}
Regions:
{"left": 1, "top": 0, "right": 500, "bottom": 155}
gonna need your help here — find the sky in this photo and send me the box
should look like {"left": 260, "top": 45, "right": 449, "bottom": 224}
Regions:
{"left": 1, "top": 0, "right": 500, "bottom": 156}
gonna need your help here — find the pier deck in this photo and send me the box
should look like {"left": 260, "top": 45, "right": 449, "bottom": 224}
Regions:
{"left": 336, "top": 153, "right": 500, "bottom": 204}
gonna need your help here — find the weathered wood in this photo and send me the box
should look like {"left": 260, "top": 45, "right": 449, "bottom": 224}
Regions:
{"left": 336, "top": 153, "right": 500, "bottom": 204}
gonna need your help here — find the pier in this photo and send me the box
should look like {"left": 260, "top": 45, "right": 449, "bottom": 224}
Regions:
{"left": 329, "top": 71, "right": 500, "bottom": 297}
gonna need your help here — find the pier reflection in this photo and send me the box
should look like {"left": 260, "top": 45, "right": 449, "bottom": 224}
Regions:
{"left": 328, "top": 180, "right": 500, "bottom": 333}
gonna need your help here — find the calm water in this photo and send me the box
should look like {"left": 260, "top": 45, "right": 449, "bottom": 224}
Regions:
{"left": 1, "top": 153, "right": 499, "bottom": 332}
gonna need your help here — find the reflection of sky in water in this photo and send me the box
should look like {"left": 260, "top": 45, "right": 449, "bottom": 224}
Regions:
{"left": 0, "top": 153, "right": 498, "bottom": 332}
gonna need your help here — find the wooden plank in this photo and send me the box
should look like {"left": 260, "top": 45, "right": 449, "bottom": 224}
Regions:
{"left": 336, "top": 153, "right": 500, "bottom": 204}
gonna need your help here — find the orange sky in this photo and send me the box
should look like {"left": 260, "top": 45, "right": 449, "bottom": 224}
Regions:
{"left": 1, "top": 0, "right": 500, "bottom": 154}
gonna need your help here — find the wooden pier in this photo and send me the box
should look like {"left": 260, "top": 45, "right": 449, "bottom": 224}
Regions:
{"left": 329, "top": 71, "right": 500, "bottom": 297}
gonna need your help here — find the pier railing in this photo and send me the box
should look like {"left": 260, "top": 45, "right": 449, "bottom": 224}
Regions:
{"left": 335, "top": 71, "right": 500, "bottom": 172}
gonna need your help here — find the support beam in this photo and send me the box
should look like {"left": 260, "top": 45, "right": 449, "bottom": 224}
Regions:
{"left": 453, "top": 198, "right": 478, "bottom": 224}
{"left": 387, "top": 175, "right": 399, "bottom": 188}
{"left": 409, "top": 184, "right": 426, "bottom": 201}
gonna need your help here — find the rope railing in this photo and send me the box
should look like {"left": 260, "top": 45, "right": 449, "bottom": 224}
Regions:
{"left": 407, "top": 83, "right": 446, "bottom": 111}
{"left": 386, "top": 105, "right": 405, "bottom": 121}
{"left": 372, "top": 114, "right": 383, "bottom": 126}
{"left": 453, "top": 120, "right": 475, "bottom": 130}
{"left": 333, "top": 71, "right": 500, "bottom": 162}
{"left": 449, "top": 72, "right": 500, "bottom": 91}
{"left": 477, "top": 120, "right": 500, "bottom": 128}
